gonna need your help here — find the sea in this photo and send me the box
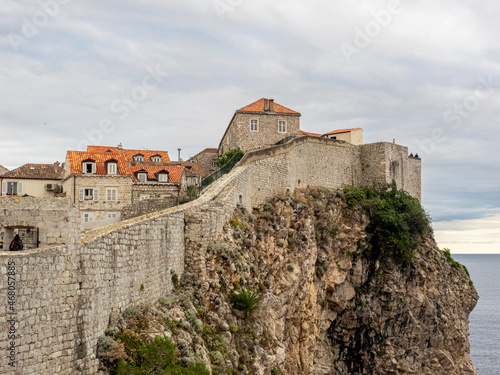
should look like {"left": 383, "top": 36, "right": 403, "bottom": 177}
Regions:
{"left": 451, "top": 254, "right": 500, "bottom": 375}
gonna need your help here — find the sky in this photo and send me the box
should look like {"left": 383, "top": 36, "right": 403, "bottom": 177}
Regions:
{"left": 1, "top": 0, "right": 499, "bottom": 253}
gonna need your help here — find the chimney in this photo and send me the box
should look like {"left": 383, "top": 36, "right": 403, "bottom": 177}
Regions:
{"left": 54, "top": 161, "right": 60, "bottom": 166}
{"left": 269, "top": 99, "right": 274, "bottom": 112}
{"left": 117, "top": 143, "right": 123, "bottom": 150}
{"left": 177, "top": 148, "right": 182, "bottom": 162}
{"left": 264, "top": 99, "right": 269, "bottom": 112}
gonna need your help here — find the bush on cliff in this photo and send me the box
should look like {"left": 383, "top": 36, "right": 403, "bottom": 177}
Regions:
{"left": 113, "top": 336, "right": 209, "bottom": 375}
{"left": 344, "top": 182, "right": 431, "bottom": 265}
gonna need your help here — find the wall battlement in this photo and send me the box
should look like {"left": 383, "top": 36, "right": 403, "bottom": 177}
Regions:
{"left": 0, "top": 137, "right": 420, "bottom": 374}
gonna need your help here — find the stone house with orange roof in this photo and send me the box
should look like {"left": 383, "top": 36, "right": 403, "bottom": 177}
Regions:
{"left": 218, "top": 98, "right": 365, "bottom": 157}
{"left": 63, "top": 145, "right": 188, "bottom": 225}
{"left": 219, "top": 98, "right": 302, "bottom": 154}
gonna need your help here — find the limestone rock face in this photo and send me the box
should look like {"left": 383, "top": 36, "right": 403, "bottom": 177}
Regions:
{"left": 188, "top": 189, "right": 477, "bottom": 374}
{"left": 102, "top": 188, "right": 477, "bottom": 375}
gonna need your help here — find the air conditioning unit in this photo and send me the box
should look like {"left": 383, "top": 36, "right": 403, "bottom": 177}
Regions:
{"left": 45, "top": 184, "right": 55, "bottom": 191}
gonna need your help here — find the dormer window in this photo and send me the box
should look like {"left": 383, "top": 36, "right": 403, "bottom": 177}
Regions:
{"left": 137, "top": 172, "right": 147, "bottom": 183}
{"left": 82, "top": 159, "right": 96, "bottom": 174}
{"left": 107, "top": 162, "right": 118, "bottom": 175}
{"left": 133, "top": 154, "right": 144, "bottom": 162}
{"left": 158, "top": 172, "right": 169, "bottom": 182}
{"left": 151, "top": 155, "right": 161, "bottom": 162}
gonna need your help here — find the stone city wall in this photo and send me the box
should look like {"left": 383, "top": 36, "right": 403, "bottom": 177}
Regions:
{"left": 0, "top": 197, "right": 80, "bottom": 250}
{"left": 0, "top": 136, "right": 421, "bottom": 374}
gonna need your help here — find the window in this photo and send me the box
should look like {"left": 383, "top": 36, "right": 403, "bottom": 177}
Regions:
{"left": 82, "top": 161, "right": 96, "bottom": 174}
{"left": 107, "top": 163, "right": 117, "bottom": 175}
{"left": 106, "top": 188, "right": 117, "bottom": 201}
{"left": 250, "top": 119, "right": 258, "bottom": 132}
{"left": 151, "top": 156, "right": 161, "bottom": 162}
{"left": 137, "top": 172, "right": 147, "bottom": 183}
{"left": 3, "top": 181, "right": 23, "bottom": 195}
{"left": 83, "top": 212, "right": 94, "bottom": 223}
{"left": 140, "top": 194, "right": 150, "bottom": 201}
{"left": 278, "top": 120, "right": 286, "bottom": 133}
{"left": 133, "top": 154, "right": 144, "bottom": 161}
{"left": 158, "top": 173, "right": 169, "bottom": 182}
{"left": 79, "top": 188, "right": 99, "bottom": 201}
{"left": 106, "top": 212, "right": 118, "bottom": 219}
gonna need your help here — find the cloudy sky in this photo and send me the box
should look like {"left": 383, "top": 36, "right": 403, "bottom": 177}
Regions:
{"left": 1, "top": 0, "right": 499, "bottom": 253}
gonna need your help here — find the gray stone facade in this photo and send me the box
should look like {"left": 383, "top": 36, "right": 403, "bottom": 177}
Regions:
{"left": 188, "top": 148, "right": 218, "bottom": 176}
{"left": 219, "top": 105, "right": 301, "bottom": 154}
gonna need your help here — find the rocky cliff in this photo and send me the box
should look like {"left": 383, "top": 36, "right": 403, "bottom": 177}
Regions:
{"left": 98, "top": 187, "right": 477, "bottom": 374}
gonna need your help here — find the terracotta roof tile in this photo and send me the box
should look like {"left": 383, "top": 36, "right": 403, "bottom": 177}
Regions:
{"left": 322, "top": 128, "right": 362, "bottom": 136}
{"left": 87, "top": 146, "right": 171, "bottom": 163}
{"left": 66, "top": 151, "right": 131, "bottom": 175}
{"left": 130, "top": 166, "right": 184, "bottom": 183}
{"left": 2, "top": 164, "right": 64, "bottom": 180}
{"left": 237, "top": 98, "right": 300, "bottom": 115}
{"left": 300, "top": 130, "right": 322, "bottom": 137}
{"left": 0, "top": 165, "right": 9, "bottom": 175}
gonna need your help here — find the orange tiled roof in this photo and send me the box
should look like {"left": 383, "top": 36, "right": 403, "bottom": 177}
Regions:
{"left": 237, "top": 98, "right": 300, "bottom": 115}
{"left": 66, "top": 151, "right": 131, "bottom": 175}
{"left": 130, "top": 166, "right": 184, "bottom": 183}
{"left": 87, "top": 146, "right": 171, "bottom": 163}
{"left": 300, "top": 130, "right": 322, "bottom": 137}
{"left": 322, "top": 128, "right": 362, "bottom": 136}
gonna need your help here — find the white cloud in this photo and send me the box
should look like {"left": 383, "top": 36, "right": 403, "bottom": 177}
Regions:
{"left": 434, "top": 212, "right": 500, "bottom": 254}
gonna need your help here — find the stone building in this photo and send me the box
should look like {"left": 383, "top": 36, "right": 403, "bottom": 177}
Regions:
{"left": 0, "top": 163, "right": 64, "bottom": 197}
{"left": 63, "top": 145, "right": 188, "bottom": 226}
{"left": 219, "top": 98, "right": 301, "bottom": 154}
{"left": 63, "top": 150, "right": 133, "bottom": 224}
{"left": 188, "top": 148, "right": 219, "bottom": 176}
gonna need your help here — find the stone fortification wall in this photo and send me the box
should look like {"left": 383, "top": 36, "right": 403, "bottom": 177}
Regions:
{"left": 0, "top": 197, "right": 80, "bottom": 249}
{"left": 361, "top": 142, "right": 421, "bottom": 201}
{"left": 0, "top": 137, "right": 421, "bottom": 374}
{"left": 1, "top": 211, "right": 185, "bottom": 374}
{"left": 121, "top": 197, "right": 179, "bottom": 221}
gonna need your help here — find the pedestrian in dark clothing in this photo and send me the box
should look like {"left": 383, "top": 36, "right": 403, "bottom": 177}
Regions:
{"left": 9, "top": 234, "right": 23, "bottom": 251}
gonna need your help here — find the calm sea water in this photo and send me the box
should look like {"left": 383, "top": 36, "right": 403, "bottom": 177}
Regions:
{"left": 452, "top": 254, "right": 500, "bottom": 375}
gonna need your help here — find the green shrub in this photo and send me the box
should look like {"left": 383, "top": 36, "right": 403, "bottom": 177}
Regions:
{"left": 215, "top": 148, "right": 242, "bottom": 168}
{"left": 114, "top": 336, "right": 209, "bottom": 374}
{"left": 229, "top": 288, "right": 263, "bottom": 318}
{"left": 172, "top": 274, "right": 180, "bottom": 289}
{"left": 439, "top": 248, "right": 471, "bottom": 278}
{"left": 343, "top": 182, "right": 431, "bottom": 265}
